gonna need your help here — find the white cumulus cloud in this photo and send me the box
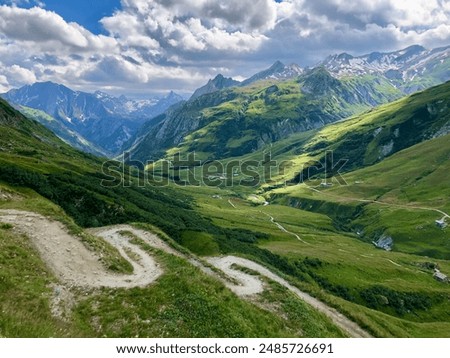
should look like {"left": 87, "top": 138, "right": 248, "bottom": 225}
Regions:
{"left": 0, "top": 5, "right": 117, "bottom": 52}
{"left": 0, "top": 0, "right": 448, "bottom": 95}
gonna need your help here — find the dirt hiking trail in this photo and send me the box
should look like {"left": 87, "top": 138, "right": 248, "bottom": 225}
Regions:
{"left": 0, "top": 210, "right": 166, "bottom": 288}
{"left": 0, "top": 209, "right": 371, "bottom": 337}
{"left": 208, "top": 256, "right": 371, "bottom": 338}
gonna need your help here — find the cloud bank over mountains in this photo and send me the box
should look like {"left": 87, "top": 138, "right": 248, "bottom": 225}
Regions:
{"left": 0, "top": 0, "right": 449, "bottom": 96}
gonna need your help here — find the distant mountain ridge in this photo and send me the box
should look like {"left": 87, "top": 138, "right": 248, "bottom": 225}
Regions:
{"left": 1, "top": 82, "right": 183, "bottom": 155}
{"left": 190, "top": 75, "right": 240, "bottom": 100}
{"left": 240, "top": 61, "right": 304, "bottom": 87}
{"left": 124, "top": 44, "right": 450, "bottom": 163}
{"left": 319, "top": 45, "right": 450, "bottom": 93}
{"left": 189, "top": 61, "right": 304, "bottom": 101}
{"left": 17, "top": 105, "right": 106, "bottom": 156}
{"left": 187, "top": 45, "right": 450, "bottom": 101}
{"left": 2, "top": 44, "right": 448, "bottom": 159}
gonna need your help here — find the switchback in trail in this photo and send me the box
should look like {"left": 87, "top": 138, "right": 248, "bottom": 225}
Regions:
{"left": 0, "top": 209, "right": 371, "bottom": 337}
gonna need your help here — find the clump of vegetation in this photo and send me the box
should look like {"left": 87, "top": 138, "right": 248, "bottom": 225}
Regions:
{"left": 231, "top": 263, "right": 260, "bottom": 276}
{"left": 302, "top": 257, "right": 324, "bottom": 268}
{"left": 0, "top": 223, "right": 13, "bottom": 230}
{"left": 180, "top": 231, "right": 219, "bottom": 256}
{"left": 416, "top": 262, "right": 439, "bottom": 271}
{"left": 359, "top": 286, "right": 436, "bottom": 315}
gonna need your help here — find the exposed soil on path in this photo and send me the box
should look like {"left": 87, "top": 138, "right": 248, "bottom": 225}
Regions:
{"left": 0, "top": 210, "right": 164, "bottom": 288}
{"left": 207, "top": 255, "right": 372, "bottom": 338}
{"left": 0, "top": 209, "right": 371, "bottom": 337}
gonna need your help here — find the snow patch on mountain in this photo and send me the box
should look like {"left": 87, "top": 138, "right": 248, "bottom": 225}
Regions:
{"left": 320, "top": 45, "right": 450, "bottom": 91}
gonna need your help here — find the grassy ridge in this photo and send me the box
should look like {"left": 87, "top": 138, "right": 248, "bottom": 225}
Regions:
{"left": 136, "top": 69, "right": 402, "bottom": 162}
{"left": 18, "top": 105, "right": 105, "bottom": 156}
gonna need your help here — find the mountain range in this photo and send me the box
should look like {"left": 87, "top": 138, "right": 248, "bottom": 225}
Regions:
{"left": 1, "top": 83, "right": 183, "bottom": 156}
{"left": 125, "top": 45, "right": 450, "bottom": 163}
{"left": 1, "top": 44, "right": 449, "bottom": 162}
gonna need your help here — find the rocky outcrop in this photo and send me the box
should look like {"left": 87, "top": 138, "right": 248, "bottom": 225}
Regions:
{"left": 373, "top": 235, "right": 393, "bottom": 251}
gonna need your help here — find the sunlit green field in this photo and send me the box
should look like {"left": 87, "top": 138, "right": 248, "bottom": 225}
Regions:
{"left": 177, "top": 184, "right": 450, "bottom": 337}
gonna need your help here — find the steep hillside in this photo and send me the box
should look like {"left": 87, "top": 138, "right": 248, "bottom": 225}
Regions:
{"left": 128, "top": 68, "right": 402, "bottom": 162}
{"left": 291, "top": 80, "right": 450, "bottom": 177}
{"left": 1, "top": 82, "right": 183, "bottom": 155}
{"left": 18, "top": 106, "right": 105, "bottom": 156}
{"left": 0, "top": 97, "right": 211, "bottom": 236}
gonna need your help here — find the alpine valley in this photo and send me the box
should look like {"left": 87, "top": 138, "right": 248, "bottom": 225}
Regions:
{"left": 1, "top": 82, "right": 184, "bottom": 156}
{"left": 1, "top": 44, "right": 449, "bottom": 339}
{"left": 125, "top": 45, "right": 450, "bottom": 162}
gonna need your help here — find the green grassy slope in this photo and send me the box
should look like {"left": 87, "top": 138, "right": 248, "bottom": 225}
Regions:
{"left": 0, "top": 98, "right": 345, "bottom": 338}
{"left": 153, "top": 82, "right": 450, "bottom": 337}
{"left": 273, "top": 133, "right": 450, "bottom": 259}
{"left": 130, "top": 68, "right": 402, "bottom": 162}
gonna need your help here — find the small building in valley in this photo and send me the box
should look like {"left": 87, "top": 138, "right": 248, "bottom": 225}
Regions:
{"left": 373, "top": 235, "right": 393, "bottom": 251}
{"left": 433, "top": 270, "right": 448, "bottom": 283}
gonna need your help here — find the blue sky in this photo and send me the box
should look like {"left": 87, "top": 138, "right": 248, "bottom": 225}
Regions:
{"left": 45, "top": 0, "right": 120, "bottom": 34}
{"left": 37, "top": 0, "right": 121, "bottom": 34}
{"left": 2, "top": 0, "right": 121, "bottom": 33}
{"left": 0, "top": 0, "right": 449, "bottom": 97}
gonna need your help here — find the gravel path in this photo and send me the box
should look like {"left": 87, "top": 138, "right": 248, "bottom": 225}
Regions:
{"left": 260, "top": 211, "right": 311, "bottom": 245}
{"left": 0, "top": 209, "right": 371, "bottom": 337}
{"left": 207, "top": 255, "right": 372, "bottom": 338}
{"left": 0, "top": 210, "right": 165, "bottom": 288}
{"left": 309, "top": 187, "right": 450, "bottom": 219}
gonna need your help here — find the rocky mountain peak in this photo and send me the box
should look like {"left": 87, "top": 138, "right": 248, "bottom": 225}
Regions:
{"left": 190, "top": 74, "right": 239, "bottom": 100}
{"left": 240, "top": 60, "right": 303, "bottom": 86}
